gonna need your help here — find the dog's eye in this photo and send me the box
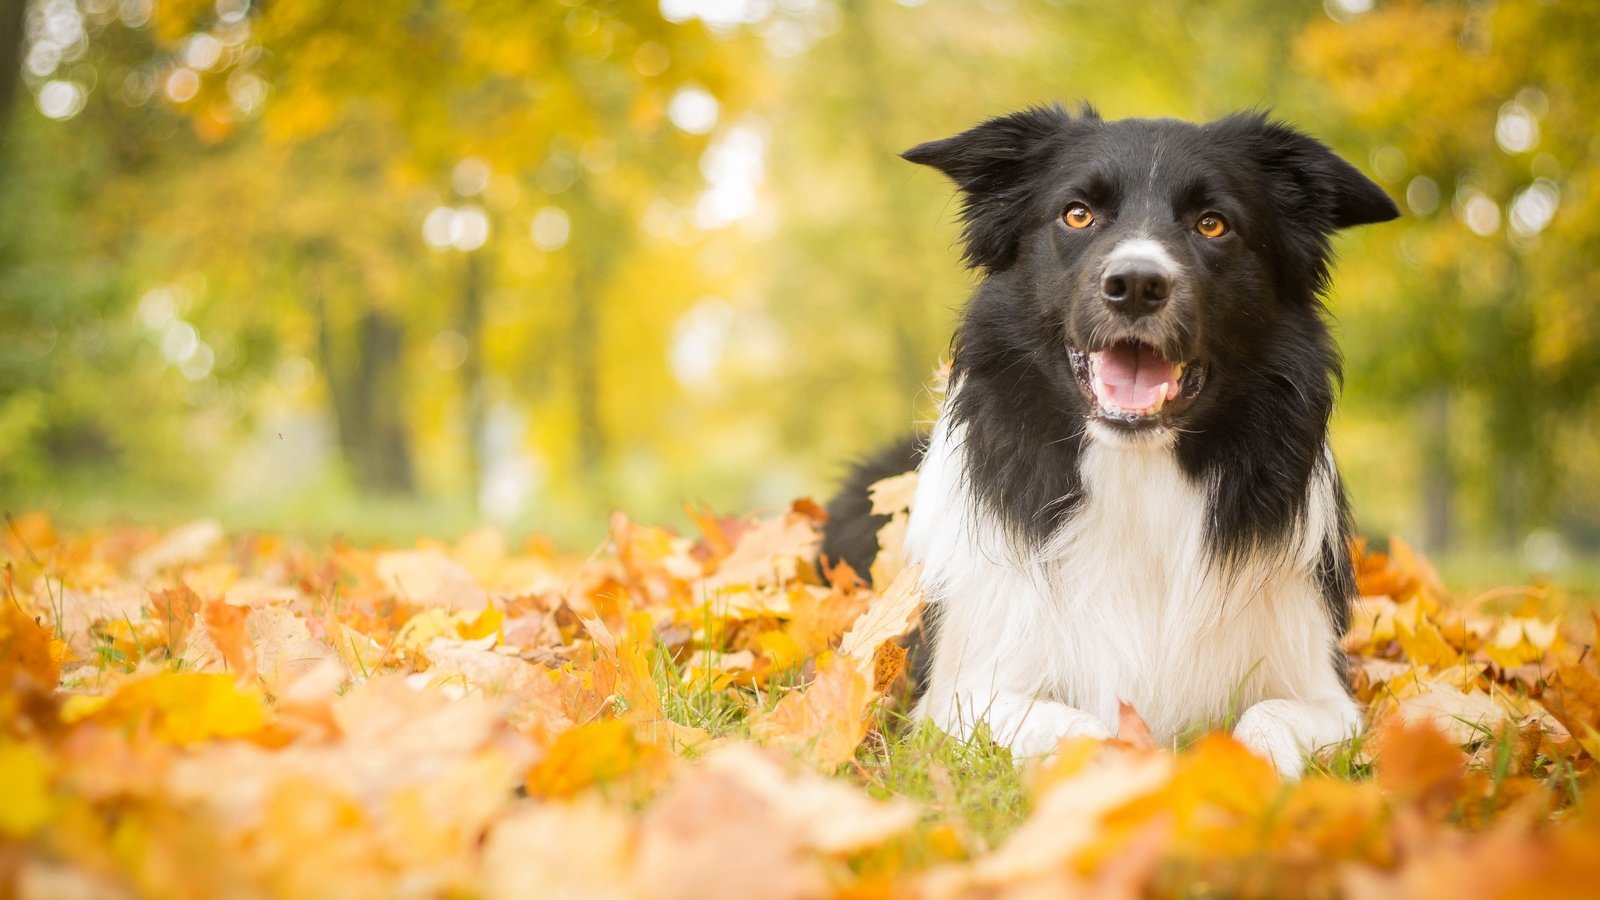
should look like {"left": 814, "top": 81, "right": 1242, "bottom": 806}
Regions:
{"left": 1063, "top": 204, "right": 1095, "bottom": 229}
{"left": 1196, "top": 213, "right": 1229, "bottom": 238}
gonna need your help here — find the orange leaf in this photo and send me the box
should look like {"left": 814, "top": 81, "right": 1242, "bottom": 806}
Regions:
{"left": 1374, "top": 718, "right": 1466, "bottom": 814}
{"left": 752, "top": 653, "right": 872, "bottom": 771}
{"left": 0, "top": 601, "right": 65, "bottom": 689}
{"left": 1116, "top": 701, "right": 1158, "bottom": 750}
{"left": 149, "top": 584, "right": 202, "bottom": 650}
{"left": 870, "top": 640, "right": 908, "bottom": 696}
{"left": 525, "top": 719, "right": 670, "bottom": 801}
{"left": 201, "top": 596, "right": 255, "bottom": 681}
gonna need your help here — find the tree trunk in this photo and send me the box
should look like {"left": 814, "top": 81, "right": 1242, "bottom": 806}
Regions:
{"left": 310, "top": 260, "right": 416, "bottom": 496}
{"left": 0, "top": 0, "right": 27, "bottom": 154}
{"left": 351, "top": 309, "right": 416, "bottom": 494}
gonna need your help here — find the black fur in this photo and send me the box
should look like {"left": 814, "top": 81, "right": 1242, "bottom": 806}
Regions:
{"left": 819, "top": 434, "right": 925, "bottom": 582}
{"left": 824, "top": 104, "right": 1397, "bottom": 682}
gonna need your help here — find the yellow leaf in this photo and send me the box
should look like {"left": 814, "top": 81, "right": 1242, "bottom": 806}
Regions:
{"left": 526, "top": 719, "right": 670, "bottom": 800}
{"left": 756, "top": 629, "right": 806, "bottom": 672}
{"left": 70, "top": 672, "right": 269, "bottom": 744}
{"left": 457, "top": 602, "right": 504, "bottom": 642}
{"left": 0, "top": 740, "right": 54, "bottom": 837}
{"left": 1394, "top": 617, "right": 1462, "bottom": 668}
{"left": 394, "top": 608, "right": 459, "bottom": 662}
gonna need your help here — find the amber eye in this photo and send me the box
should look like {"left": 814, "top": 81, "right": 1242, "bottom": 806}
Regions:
{"left": 1196, "top": 213, "right": 1229, "bottom": 238}
{"left": 1063, "top": 203, "right": 1095, "bottom": 229}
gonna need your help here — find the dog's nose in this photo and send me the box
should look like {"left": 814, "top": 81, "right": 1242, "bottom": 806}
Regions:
{"left": 1101, "top": 258, "right": 1172, "bottom": 318}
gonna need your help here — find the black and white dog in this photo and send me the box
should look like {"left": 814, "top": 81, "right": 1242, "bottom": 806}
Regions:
{"left": 821, "top": 105, "right": 1399, "bottom": 775}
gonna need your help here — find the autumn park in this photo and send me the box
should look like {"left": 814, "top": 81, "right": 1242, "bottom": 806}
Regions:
{"left": 4, "top": 0, "right": 1600, "bottom": 897}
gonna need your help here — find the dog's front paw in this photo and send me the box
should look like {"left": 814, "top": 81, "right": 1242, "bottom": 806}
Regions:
{"left": 997, "top": 700, "right": 1112, "bottom": 760}
{"left": 1233, "top": 699, "right": 1319, "bottom": 777}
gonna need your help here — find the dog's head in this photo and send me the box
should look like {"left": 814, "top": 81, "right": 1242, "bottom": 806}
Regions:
{"left": 906, "top": 105, "right": 1398, "bottom": 446}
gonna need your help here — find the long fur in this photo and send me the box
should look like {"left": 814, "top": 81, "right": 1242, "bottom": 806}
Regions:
{"left": 823, "top": 105, "right": 1398, "bottom": 775}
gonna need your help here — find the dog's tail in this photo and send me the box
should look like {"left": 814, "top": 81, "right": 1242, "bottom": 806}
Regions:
{"left": 819, "top": 434, "right": 924, "bottom": 581}
{"left": 819, "top": 434, "right": 936, "bottom": 698}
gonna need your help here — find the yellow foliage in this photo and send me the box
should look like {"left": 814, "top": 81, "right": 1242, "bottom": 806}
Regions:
{"left": 63, "top": 672, "right": 269, "bottom": 745}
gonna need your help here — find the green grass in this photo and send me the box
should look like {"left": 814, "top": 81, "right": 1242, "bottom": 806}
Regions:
{"left": 854, "top": 712, "right": 1030, "bottom": 856}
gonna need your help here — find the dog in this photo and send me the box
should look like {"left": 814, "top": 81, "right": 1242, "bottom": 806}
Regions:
{"left": 820, "top": 104, "right": 1399, "bottom": 776}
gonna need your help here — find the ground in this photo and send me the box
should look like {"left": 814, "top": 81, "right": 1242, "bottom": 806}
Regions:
{"left": 3, "top": 490, "right": 1599, "bottom": 898}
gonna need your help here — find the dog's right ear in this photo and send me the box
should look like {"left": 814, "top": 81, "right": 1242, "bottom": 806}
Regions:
{"left": 904, "top": 104, "right": 1081, "bottom": 271}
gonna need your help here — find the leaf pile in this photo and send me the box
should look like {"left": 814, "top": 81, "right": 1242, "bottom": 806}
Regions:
{"left": 3, "top": 507, "right": 1600, "bottom": 898}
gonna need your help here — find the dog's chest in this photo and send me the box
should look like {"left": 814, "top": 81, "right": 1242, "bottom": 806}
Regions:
{"left": 908, "top": 419, "right": 1328, "bottom": 740}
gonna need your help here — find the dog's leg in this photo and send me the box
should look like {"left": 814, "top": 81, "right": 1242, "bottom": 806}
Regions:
{"left": 1232, "top": 693, "right": 1361, "bottom": 777}
{"left": 921, "top": 688, "right": 1111, "bottom": 759}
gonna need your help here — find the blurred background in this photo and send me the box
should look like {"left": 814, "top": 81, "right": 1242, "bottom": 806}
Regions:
{"left": 2, "top": 0, "right": 1596, "bottom": 584}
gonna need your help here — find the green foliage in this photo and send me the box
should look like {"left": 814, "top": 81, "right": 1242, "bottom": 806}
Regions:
{"left": 2, "top": 0, "right": 1597, "bottom": 565}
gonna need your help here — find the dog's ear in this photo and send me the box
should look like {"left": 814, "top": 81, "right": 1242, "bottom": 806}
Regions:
{"left": 903, "top": 104, "right": 1081, "bottom": 270}
{"left": 1230, "top": 113, "right": 1400, "bottom": 231}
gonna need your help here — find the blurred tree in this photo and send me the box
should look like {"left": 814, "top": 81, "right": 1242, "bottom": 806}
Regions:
{"left": 14, "top": 0, "right": 761, "bottom": 508}
{"left": 4, "top": 0, "right": 1596, "bottom": 556}
{"left": 1297, "top": 0, "right": 1600, "bottom": 549}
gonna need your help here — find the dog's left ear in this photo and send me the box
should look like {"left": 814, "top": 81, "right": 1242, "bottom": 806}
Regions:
{"left": 903, "top": 104, "right": 1084, "bottom": 270}
{"left": 1232, "top": 114, "right": 1400, "bottom": 231}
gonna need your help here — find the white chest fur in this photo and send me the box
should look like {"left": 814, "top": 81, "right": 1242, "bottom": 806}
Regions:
{"left": 904, "top": 403, "right": 1359, "bottom": 770}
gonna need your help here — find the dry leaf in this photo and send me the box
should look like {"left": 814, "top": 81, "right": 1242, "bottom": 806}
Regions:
{"left": 752, "top": 652, "right": 873, "bottom": 770}
{"left": 839, "top": 562, "right": 924, "bottom": 665}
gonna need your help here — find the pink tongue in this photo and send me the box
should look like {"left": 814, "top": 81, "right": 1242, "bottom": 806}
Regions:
{"left": 1095, "top": 344, "right": 1177, "bottom": 412}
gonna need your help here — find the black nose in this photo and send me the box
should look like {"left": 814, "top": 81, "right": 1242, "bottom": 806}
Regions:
{"left": 1101, "top": 259, "right": 1172, "bottom": 318}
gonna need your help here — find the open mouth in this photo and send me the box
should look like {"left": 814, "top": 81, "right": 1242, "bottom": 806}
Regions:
{"left": 1068, "top": 340, "right": 1206, "bottom": 429}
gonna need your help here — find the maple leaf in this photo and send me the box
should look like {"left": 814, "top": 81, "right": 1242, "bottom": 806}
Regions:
{"left": 65, "top": 672, "right": 269, "bottom": 744}
{"left": 200, "top": 596, "right": 255, "bottom": 681}
{"left": 1373, "top": 719, "right": 1467, "bottom": 815}
{"left": 838, "top": 562, "right": 924, "bottom": 665}
{"left": 702, "top": 504, "right": 822, "bottom": 592}
{"left": 868, "top": 470, "right": 920, "bottom": 517}
{"left": 422, "top": 638, "right": 573, "bottom": 737}
{"left": 525, "top": 718, "right": 672, "bottom": 801}
{"left": 148, "top": 583, "right": 203, "bottom": 654}
{"left": 752, "top": 652, "right": 873, "bottom": 771}
{"left": 0, "top": 600, "right": 66, "bottom": 689}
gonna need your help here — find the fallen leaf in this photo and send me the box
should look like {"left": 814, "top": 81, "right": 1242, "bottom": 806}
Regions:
{"left": 377, "top": 549, "right": 490, "bottom": 611}
{"left": 1116, "top": 702, "right": 1157, "bottom": 750}
{"left": 0, "top": 600, "right": 66, "bottom": 689}
{"left": 66, "top": 671, "right": 269, "bottom": 744}
{"left": 201, "top": 596, "right": 255, "bottom": 680}
{"left": 868, "top": 470, "right": 919, "bottom": 516}
{"left": 525, "top": 719, "right": 671, "bottom": 801}
{"left": 839, "top": 562, "right": 924, "bottom": 665}
{"left": 752, "top": 652, "right": 873, "bottom": 771}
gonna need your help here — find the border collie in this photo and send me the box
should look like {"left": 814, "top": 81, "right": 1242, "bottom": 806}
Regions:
{"left": 821, "top": 105, "right": 1399, "bottom": 775}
